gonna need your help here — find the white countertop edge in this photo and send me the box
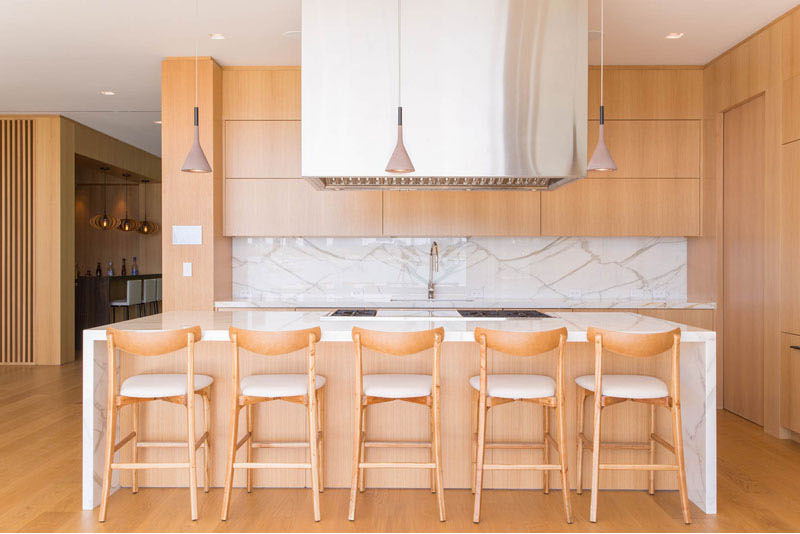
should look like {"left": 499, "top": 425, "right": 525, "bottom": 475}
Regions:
{"left": 214, "top": 299, "right": 717, "bottom": 310}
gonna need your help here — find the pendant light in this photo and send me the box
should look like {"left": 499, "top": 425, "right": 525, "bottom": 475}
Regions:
{"left": 385, "top": 0, "right": 414, "bottom": 173}
{"left": 89, "top": 166, "right": 119, "bottom": 230}
{"left": 588, "top": 0, "right": 617, "bottom": 171}
{"left": 181, "top": 0, "right": 212, "bottom": 173}
{"left": 118, "top": 174, "right": 138, "bottom": 232}
{"left": 137, "top": 179, "right": 160, "bottom": 235}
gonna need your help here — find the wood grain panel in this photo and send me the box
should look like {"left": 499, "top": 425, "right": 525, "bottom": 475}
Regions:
{"left": 71, "top": 121, "right": 161, "bottom": 181}
{"left": 222, "top": 67, "right": 301, "bottom": 121}
{"left": 782, "top": 7, "right": 800, "bottom": 80}
{"left": 540, "top": 179, "right": 700, "bottom": 236}
{"left": 722, "top": 96, "right": 765, "bottom": 426}
{"left": 112, "top": 338, "right": 700, "bottom": 491}
{"left": 0, "top": 120, "right": 34, "bottom": 364}
{"left": 225, "top": 121, "right": 300, "bottom": 178}
{"left": 636, "top": 309, "right": 715, "bottom": 331}
{"left": 780, "top": 334, "right": 800, "bottom": 432}
{"left": 781, "top": 141, "right": 800, "bottom": 335}
{"left": 587, "top": 120, "right": 700, "bottom": 178}
{"left": 224, "top": 179, "right": 382, "bottom": 236}
{"left": 782, "top": 75, "right": 800, "bottom": 144}
{"left": 382, "top": 191, "right": 540, "bottom": 237}
{"left": 588, "top": 68, "right": 702, "bottom": 120}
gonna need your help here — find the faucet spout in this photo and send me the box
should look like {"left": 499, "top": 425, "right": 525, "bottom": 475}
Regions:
{"left": 428, "top": 241, "right": 439, "bottom": 300}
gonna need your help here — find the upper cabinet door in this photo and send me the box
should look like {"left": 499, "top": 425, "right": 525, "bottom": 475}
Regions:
{"left": 225, "top": 121, "right": 301, "bottom": 178}
{"left": 222, "top": 68, "right": 301, "bottom": 120}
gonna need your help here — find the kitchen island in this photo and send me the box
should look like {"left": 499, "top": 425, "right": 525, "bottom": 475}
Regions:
{"left": 83, "top": 311, "right": 716, "bottom": 514}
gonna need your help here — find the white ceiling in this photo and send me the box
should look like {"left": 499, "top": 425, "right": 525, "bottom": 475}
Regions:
{"left": 1, "top": 0, "right": 797, "bottom": 158}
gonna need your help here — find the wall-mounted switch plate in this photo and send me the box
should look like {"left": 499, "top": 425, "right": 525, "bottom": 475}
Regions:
{"left": 183, "top": 262, "right": 192, "bottom": 277}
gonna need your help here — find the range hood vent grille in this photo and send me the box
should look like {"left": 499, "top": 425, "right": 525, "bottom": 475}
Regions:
{"left": 307, "top": 176, "right": 575, "bottom": 191}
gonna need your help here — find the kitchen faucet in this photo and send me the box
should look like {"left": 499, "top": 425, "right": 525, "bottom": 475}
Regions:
{"left": 428, "top": 241, "right": 439, "bottom": 300}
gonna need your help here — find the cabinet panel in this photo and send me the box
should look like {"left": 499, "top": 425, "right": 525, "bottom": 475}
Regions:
{"left": 781, "top": 142, "right": 800, "bottom": 334}
{"left": 541, "top": 179, "right": 700, "bottom": 236}
{"left": 224, "top": 179, "right": 381, "bottom": 236}
{"left": 382, "top": 191, "right": 540, "bottom": 236}
{"left": 222, "top": 68, "right": 301, "bottom": 120}
{"left": 225, "top": 121, "right": 300, "bottom": 179}
{"left": 588, "top": 68, "right": 702, "bottom": 120}
{"left": 781, "top": 334, "right": 800, "bottom": 432}
{"left": 783, "top": 76, "right": 800, "bottom": 144}
{"left": 587, "top": 120, "right": 701, "bottom": 178}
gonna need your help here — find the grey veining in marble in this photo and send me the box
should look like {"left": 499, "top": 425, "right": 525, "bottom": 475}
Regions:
{"left": 232, "top": 237, "right": 687, "bottom": 305}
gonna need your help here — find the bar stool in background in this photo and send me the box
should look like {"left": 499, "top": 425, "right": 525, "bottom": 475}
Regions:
{"left": 221, "top": 326, "right": 326, "bottom": 522}
{"left": 575, "top": 327, "right": 690, "bottom": 524}
{"left": 110, "top": 279, "right": 142, "bottom": 322}
{"left": 471, "top": 327, "right": 572, "bottom": 524}
{"left": 155, "top": 277, "right": 162, "bottom": 313}
{"left": 142, "top": 278, "right": 157, "bottom": 315}
{"left": 99, "top": 326, "right": 212, "bottom": 521}
{"left": 348, "top": 326, "right": 446, "bottom": 522}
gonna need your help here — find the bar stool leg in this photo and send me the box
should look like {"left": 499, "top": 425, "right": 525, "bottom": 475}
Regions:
{"left": 99, "top": 402, "right": 118, "bottom": 522}
{"left": 317, "top": 388, "right": 325, "bottom": 492}
{"left": 649, "top": 403, "right": 656, "bottom": 495}
{"left": 358, "top": 404, "right": 367, "bottom": 492}
{"left": 348, "top": 396, "right": 363, "bottom": 521}
{"left": 429, "top": 406, "right": 436, "bottom": 493}
{"left": 186, "top": 394, "right": 199, "bottom": 521}
{"left": 556, "top": 393, "right": 573, "bottom": 523}
{"left": 246, "top": 404, "right": 253, "bottom": 493}
{"left": 589, "top": 394, "right": 603, "bottom": 523}
{"left": 308, "top": 389, "right": 321, "bottom": 522}
{"left": 472, "top": 395, "right": 487, "bottom": 523}
{"left": 131, "top": 402, "right": 139, "bottom": 493}
{"left": 542, "top": 404, "right": 550, "bottom": 494}
{"left": 433, "top": 389, "right": 446, "bottom": 521}
{"left": 202, "top": 393, "right": 211, "bottom": 493}
{"left": 221, "top": 403, "right": 240, "bottom": 521}
{"left": 470, "top": 389, "right": 478, "bottom": 494}
{"left": 671, "top": 401, "right": 691, "bottom": 524}
{"left": 576, "top": 388, "right": 586, "bottom": 495}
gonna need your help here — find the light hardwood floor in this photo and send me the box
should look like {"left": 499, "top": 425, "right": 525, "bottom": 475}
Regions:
{"left": 2, "top": 361, "right": 800, "bottom": 532}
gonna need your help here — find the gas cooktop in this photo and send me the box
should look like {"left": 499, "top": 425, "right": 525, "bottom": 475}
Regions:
{"left": 457, "top": 309, "right": 552, "bottom": 318}
{"left": 329, "top": 309, "right": 378, "bottom": 317}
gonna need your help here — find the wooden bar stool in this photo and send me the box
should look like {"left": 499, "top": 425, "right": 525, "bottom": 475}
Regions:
{"left": 471, "top": 326, "right": 572, "bottom": 524}
{"left": 575, "top": 326, "right": 690, "bottom": 524}
{"left": 348, "top": 326, "right": 446, "bottom": 522}
{"left": 221, "top": 326, "right": 325, "bottom": 522}
{"left": 99, "top": 326, "right": 212, "bottom": 522}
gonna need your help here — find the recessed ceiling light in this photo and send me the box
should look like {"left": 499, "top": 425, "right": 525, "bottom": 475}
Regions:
{"left": 153, "top": 120, "right": 162, "bottom": 125}
{"left": 282, "top": 30, "right": 301, "bottom": 39}
{"left": 665, "top": 32, "right": 684, "bottom": 39}
{"left": 99, "top": 90, "right": 115, "bottom": 96}
{"left": 208, "top": 33, "right": 226, "bottom": 40}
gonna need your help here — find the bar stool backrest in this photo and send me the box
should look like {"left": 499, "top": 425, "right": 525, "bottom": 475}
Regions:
{"left": 143, "top": 279, "right": 157, "bottom": 304}
{"left": 124, "top": 279, "right": 143, "bottom": 306}
{"left": 586, "top": 326, "right": 679, "bottom": 358}
{"left": 108, "top": 326, "right": 202, "bottom": 356}
{"left": 352, "top": 326, "right": 444, "bottom": 356}
{"left": 474, "top": 326, "right": 566, "bottom": 356}
{"left": 230, "top": 326, "right": 321, "bottom": 355}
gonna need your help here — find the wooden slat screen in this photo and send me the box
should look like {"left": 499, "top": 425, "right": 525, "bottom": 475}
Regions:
{"left": 0, "top": 119, "right": 34, "bottom": 364}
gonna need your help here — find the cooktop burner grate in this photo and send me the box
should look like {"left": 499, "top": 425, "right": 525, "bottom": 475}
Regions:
{"left": 330, "top": 309, "right": 378, "bottom": 317}
{"left": 457, "top": 309, "right": 552, "bottom": 318}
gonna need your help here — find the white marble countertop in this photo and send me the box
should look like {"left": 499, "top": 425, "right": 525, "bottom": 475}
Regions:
{"left": 87, "top": 310, "right": 716, "bottom": 343}
{"left": 214, "top": 298, "right": 716, "bottom": 310}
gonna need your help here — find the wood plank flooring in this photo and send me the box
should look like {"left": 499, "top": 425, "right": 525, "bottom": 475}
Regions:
{"left": 2, "top": 361, "right": 800, "bottom": 532}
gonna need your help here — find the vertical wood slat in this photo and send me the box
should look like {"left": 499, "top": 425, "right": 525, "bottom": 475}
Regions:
{"left": 0, "top": 119, "right": 34, "bottom": 364}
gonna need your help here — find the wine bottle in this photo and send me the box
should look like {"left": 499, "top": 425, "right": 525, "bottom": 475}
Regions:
{"left": 107, "top": 261, "right": 114, "bottom": 277}
{"left": 96, "top": 262, "right": 102, "bottom": 277}
{"left": 131, "top": 257, "right": 139, "bottom": 276}
{"left": 121, "top": 258, "right": 127, "bottom": 276}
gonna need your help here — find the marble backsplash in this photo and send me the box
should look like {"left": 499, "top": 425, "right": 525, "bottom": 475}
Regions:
{"left": 232, "top": 236, "right": 687, "bottom": 304}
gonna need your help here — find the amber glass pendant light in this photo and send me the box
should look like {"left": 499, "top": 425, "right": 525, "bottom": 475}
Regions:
{"left": 385, "top": 0, "right": 414, "bottom": 173}
{"left": 117, "top": 174, "right": 138, "bottom": 232}
{"left": 588, "top": 0, "right": 617, "bottom": 171}
{"left": 89, "top": 166, "right": 119, "bottom": 230}
{"left": 136, "top": 179, "right": 160, "bottom": 235}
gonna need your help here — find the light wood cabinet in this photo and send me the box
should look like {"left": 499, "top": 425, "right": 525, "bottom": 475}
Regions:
{"left": 224, "top": 179, "right": 382, "bottom": 236}
{"left": 222, "top": 68, "right": 301, "bottom": 120}
{"left": 781, "top": 334, "right": 800, "bottom": 433}
{"left": 541, "top": 178, "right": 700, "bottom": 236}
{"left": 382, "top": 191, "right": 540, "bottom": 236}
{"left": 781, "top": 141, "right": 800, "bottom": 334}
{"left": 587, "top": 120, "right": 701, "bottom": 178}
{"left": 782, "top": 76, "right": 800, "bottom": 144}
{"left": 225, "top": 121, "right": 300, "bottom": 178}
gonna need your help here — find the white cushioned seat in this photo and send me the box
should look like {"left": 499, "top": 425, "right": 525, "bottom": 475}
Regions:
{"left": 241, "top": 374, "right": 326, "bottom": 398}
{"left": 575, "top": 374, "right": 669, "bottom": 399}
{"left": 120, "top": 373, "right": 214, "bottom": 398}
{"left": 363, "top": 374, "right": 432, "bottom": 398}
{"left": 468, "top": 374, "right": 556, "bottom": 399}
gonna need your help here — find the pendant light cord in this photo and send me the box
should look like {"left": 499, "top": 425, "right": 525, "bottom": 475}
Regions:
{"left": 195, "top": 0, "right": 199, "bottom": 109}
{"left": 600, "top": 0, "right": 604, "bottom": 118}
{"left": 397, "top": 0, "right": 402, "bottom": 107}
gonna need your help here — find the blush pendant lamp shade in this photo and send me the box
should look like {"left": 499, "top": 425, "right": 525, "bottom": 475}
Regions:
{"left": 588, "top": 120, "right": 616, "bottom": 171}
{"left": 181, "top": 107, "right": 211, "bottom": 173}
{"left": 385, "top": 107, "right": 414, "bottom": 173}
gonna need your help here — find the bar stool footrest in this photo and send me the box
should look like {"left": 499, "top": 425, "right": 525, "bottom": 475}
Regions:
{"left": 599, "top": 463, "right": 680, "bottom": 471}
{"left": 483, "top": 463, "right": 563, "bottom": 471}
{"left": 359, "top": 462, "right": 436, "bottom": 469}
